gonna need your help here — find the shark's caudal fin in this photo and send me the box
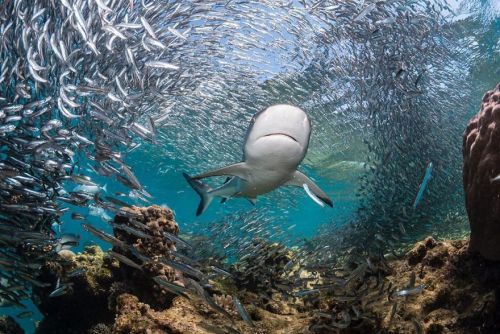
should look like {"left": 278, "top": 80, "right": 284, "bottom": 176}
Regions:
{"left": 183, "top": 173, "right": 214, "bottom": 216}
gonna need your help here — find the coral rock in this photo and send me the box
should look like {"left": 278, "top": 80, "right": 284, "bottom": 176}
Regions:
{"left": 463, "top": 83, "right": 500, "bottom": 260}
{"left": 112, "top": 205, "right": 179, "bottom": 307}
{"left": 34, "top": 246, "right": 116, "bottom": 334}
{"left": 113, "top": 293, "right": 209, "bottom": 334}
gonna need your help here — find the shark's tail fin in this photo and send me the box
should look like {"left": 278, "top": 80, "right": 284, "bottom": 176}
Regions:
{"left": 183, "top": 173, "right": 214, "bottom": 216}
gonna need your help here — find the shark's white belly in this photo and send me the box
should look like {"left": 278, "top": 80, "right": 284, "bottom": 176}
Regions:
{"left": 238, "top": 168, "right": 290, "bottom": 197}
{"left": 239, "top": 134, "right": 306, "bottom": 197}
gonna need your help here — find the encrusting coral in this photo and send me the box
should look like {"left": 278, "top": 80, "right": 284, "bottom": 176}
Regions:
{"left": 379, "top": 237, "right": 500, "bottom": 333}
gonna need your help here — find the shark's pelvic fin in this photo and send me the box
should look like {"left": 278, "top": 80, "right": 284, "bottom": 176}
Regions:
{"left": 285, "top": 170, "right": 333, "bottom": 207}
{"left": 193, "top": 162, "right": 249, "bottom": 180}
{"left": 220, "top": 177, "right": 232, "bottom": 203}
{"left": 183, "top": 173, "right": 214, "bottom": 216}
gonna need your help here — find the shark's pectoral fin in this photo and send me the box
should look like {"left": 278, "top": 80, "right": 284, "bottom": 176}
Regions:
{"left": 285, "top": 170, "right": 333, "bottom": 207}
{"left": 247, "top": 198, "right": 256, "bottom": 206}
{"left": 193, "top": 162, "right": 250, "bottom": 181}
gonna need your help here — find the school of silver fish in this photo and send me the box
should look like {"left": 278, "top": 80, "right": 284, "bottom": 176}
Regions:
{"left": 0, "top": 0, "right": 490, "bottom": 332}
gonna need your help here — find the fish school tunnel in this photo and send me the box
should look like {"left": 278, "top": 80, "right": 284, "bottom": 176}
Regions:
{"left": 0, "top": 0, "right": 499, "bottom": 333}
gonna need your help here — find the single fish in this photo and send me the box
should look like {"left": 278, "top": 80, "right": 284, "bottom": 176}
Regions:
{"left": 72, "top": 183, "right": 107, "bottom": 194}
{"left": 49, "top": 283, "right": 73, "bottom": 297}
{"left": 159, "top": 257, "right": 203, "bottom": 279}
{"left": 16, "top": 311, "right": 33, "bottom": 319}
{"left": 211, "top": 266, "right": 232, "bottom": 277}
{"left": 71, "top": 212, "right": 85, "bottom": 220}
{"left": 413, "top": 162, "right": 433, "bottom": 209}
{"left": 294, "top": 288, "right": 320, "bottom": 297}
{"left": 67, "top": 267, "right": 86, "bottom": 278}
{"left": 233, "top": 296, "right": 254, "bottom": 327}
{"left": 163, "top": 231, "right": 193, "bottom": 250}
{"left": 490, "top": 173, "right": 500, "bottom": 182}
{"left": 108, "top": 251, "right": 143, "bottom": 270}
{"left": 392, "top": 284, "right": 426, "bottom": 297}
{"left": 184, "top": 105, "right": 332, "bottom": 215}
{"left": 153, "top": 276, "right": 190, "bottom": 299}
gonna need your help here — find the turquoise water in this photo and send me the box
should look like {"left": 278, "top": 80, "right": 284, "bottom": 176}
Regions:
{"left": 0, "top": 0, "right": 499, "bottom": 333}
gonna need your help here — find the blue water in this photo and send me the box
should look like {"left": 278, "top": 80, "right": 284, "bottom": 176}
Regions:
{"left": 2, "top": 1, "right": 500, "bottom": 333}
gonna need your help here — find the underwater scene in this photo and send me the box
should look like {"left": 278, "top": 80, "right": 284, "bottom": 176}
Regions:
{"left": 0, "top": 0, "right": 499, "bottom": 333}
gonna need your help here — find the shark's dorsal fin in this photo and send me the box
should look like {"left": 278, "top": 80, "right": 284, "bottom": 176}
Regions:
{"left": 285, "top": 170, "right": 333, "bottom": 207}
{"left": 193, "top": 162, "right": 249, "bottom": 180}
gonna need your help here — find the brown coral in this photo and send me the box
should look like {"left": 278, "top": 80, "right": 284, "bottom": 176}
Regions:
{"left": 213, "top": 294, "right": 238, "bottom": 317}
{"left": 463, "top": 83, "right": 500, "bottom": 260}
{"left": 112, "top": 205, "right": 180, "bottom": 307}
{"left": 113, "top": 293, "right": 221, "bottom": 334}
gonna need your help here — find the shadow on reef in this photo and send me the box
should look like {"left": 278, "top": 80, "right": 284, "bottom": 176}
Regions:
{"left": 28, "top": 207, "right": 500, "bottom": 334}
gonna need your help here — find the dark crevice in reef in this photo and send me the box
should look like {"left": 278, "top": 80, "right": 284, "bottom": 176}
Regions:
{"left": 33, "top": 246, "right": 117, "bottom": 334}
{"left": 0, "top": 316, "right": 24, "bottom": 334}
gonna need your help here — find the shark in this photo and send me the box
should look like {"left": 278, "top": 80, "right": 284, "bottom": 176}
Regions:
{"left": 183, "top": 104, "right": 333, "bottom": 216}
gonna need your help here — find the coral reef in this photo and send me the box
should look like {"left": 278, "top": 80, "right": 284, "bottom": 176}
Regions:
{"left": 306, "top": 236, "right": 500, "bottom": 333}
{"left": 0, "top": 316, "right": 23, "bottom": 334}
{"left": 314, "top": 236, "right": 500, "bottom": 333}
{"left": 112, "top": 292, "right": 311, "bottom": 334}
{"left": 33, "top": 203, "right": 499, "bottom": 334}
{"left": 33, "top": 207, "right": 314, "bottom": 334}
{"left": 33, "top": 205, "right": 182, "bottom": 333}
{"left": 112, "top": 205, "right": 179, "bottom": 308}
{"left": 463, "top": 82, "right": 500, "bottom": 260}
{"left": 113, "top": 293, "right": 217, "bottom": 334}
{"left": 34, "top": 245, "right": 118, "bottom": 334}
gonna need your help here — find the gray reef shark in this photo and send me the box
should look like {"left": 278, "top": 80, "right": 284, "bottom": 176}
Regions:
{"left": 183, "top": 104, "right": 333, "bottom": 215}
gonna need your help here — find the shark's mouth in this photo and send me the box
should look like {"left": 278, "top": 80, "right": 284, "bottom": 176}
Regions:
{"left": 263, "top": 133, "right": 298, "bottom": 142}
